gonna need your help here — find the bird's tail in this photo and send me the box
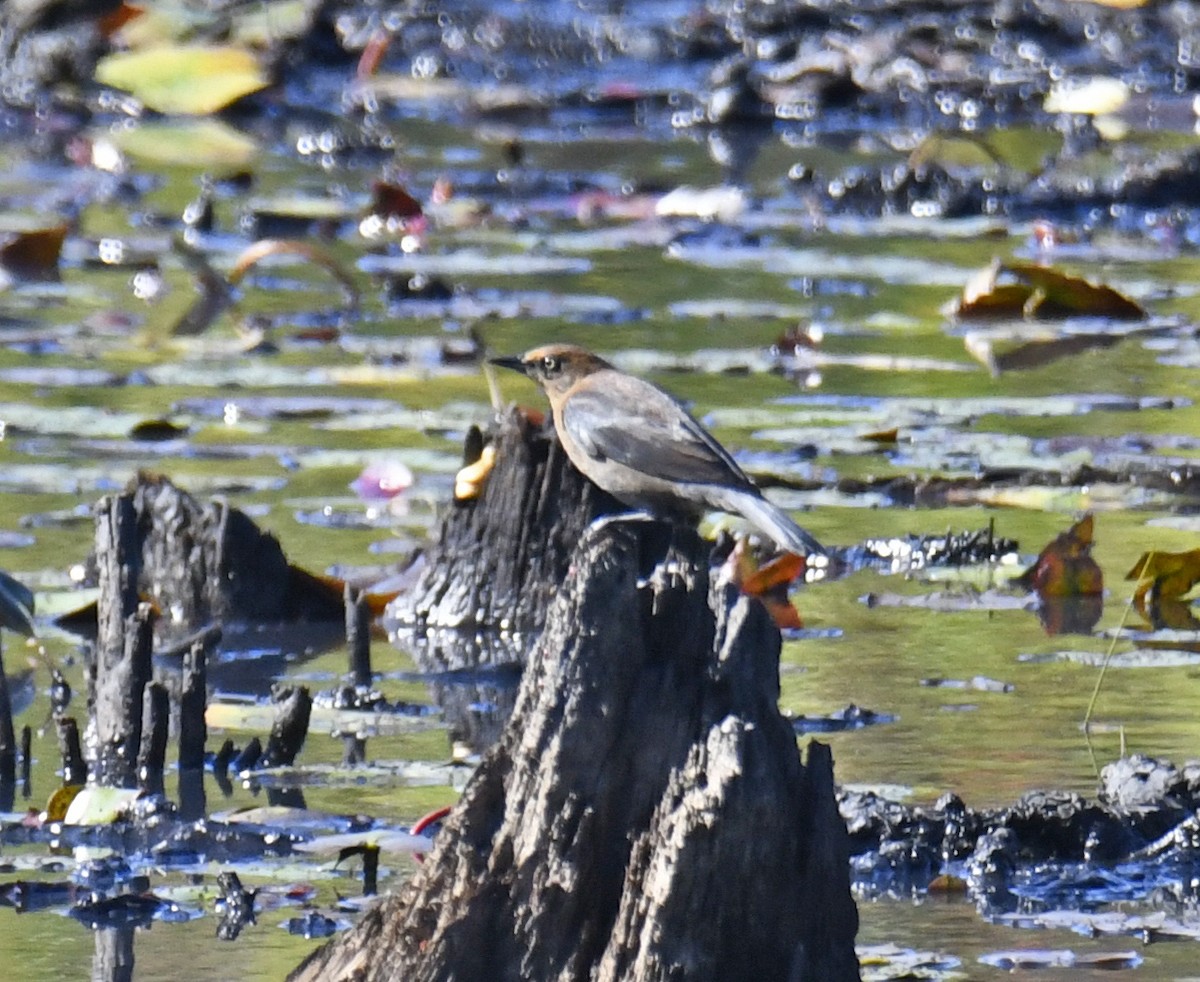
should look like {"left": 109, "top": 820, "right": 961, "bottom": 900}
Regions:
{"left": 713, "top": 488, "right": 826, "bottom": 557}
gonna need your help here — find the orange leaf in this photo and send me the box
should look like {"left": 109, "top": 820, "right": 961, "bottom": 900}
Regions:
{"left": 761, "top": 596, "right": 803, "bottom": 630}
{"left": 741, "top": 552, "right": 806, "bottom": 595}
{"left": 725, "top": 540, "right": 805, "bottom": 628}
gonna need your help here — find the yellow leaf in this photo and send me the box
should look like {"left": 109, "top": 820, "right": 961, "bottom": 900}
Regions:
{"left": 106, "top": 118, "right": 259, "bottom": 170}
{"left": 1126, "top": 548, "right": 1200, "bottom": 604}
{"left": 96, "top": 44, "right": 269, "bottom": 115}
{"left": 44, "top": 784, "right": 84, "bottom": 823}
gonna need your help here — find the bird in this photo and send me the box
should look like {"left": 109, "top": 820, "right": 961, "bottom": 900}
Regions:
{"left": 488, "top": 344, "right": 824, "bottom": 556}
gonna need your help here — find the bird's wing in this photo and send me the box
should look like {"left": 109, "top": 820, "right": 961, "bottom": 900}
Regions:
{"left": 559, "top": 381, "right": 757, "bottom": 490}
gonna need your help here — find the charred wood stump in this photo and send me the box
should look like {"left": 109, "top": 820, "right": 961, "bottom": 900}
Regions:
{"left": 56, "top": 716, "right": 87, "bottom": 786}
{"left": 88, "top": 494, "right": 154, "bottom": 788}
{"left": 389, "top": 409, "right": 620, "bottom": 633}
{"left": 85, "top": 473, "right": 342, "bottom": 644}
{"left": 137, "top": 681, "right": 169, "bottom": 796}
{"left": 291, "top": 523, "right": 860, "bottom": 982}
{"left": 0, "top": 636, "right": 16, "bottom": 806}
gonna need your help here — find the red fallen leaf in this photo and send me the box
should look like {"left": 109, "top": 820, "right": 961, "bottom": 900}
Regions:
{"left": 368, "top": 181, "right": 423, "bottom": 221}
{"left": 1013, "top": 513, "right": 1103, "bottom": 597}
{"left": 98, "top": 2, "right": 143, "bottom": 37}
{"left": 0, "top": 224, "right": 68, "bottom": 280}
{"left": 1126, "top": 548, "right": 1200, "bottom": 606}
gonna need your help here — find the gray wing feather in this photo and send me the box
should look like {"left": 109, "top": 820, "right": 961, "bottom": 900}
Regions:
{"left": 560, "top": 383, "right": 756, "bottom": 491}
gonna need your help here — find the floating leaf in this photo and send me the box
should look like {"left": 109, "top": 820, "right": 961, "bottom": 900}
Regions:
{"left": 1126, "top": 548, "right": 1200, "bottom": 605}
{"left": 1013, "top": 514, "right": 1103, "bottom": 597}
{"left": 44, "top": 785, "right": 84, "bottom": 823}
{"left": 106, "top": 119, "right": 259, "bottom": 170}
{"left": 953, "top": 259, "right": 1145, "bottom": 321}
{"left": 0, "top": 224, "right": 67, "bottom": 280}
{"left": 63, "top": 786, "right": 142, "bottom": 825}
{"left": 129, "top": 418, "right": 189, "bottom": 442}
{"left": 95, "top": 44, "right": 269, "bottom": 115}
{"left": 908, "top": 133, "right": 1003, "bottom": 174}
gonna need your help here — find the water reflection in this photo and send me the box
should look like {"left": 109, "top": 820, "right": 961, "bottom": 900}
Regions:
{"left": 92, "top": 926, "right": 133, "bottom": 982}
{"left": 387, "top": 627, "right": 527, "bottom": 753}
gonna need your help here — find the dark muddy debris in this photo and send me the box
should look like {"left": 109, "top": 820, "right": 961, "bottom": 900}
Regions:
{"left": 843, "top": 753, "right": 1200, "bottom": 924}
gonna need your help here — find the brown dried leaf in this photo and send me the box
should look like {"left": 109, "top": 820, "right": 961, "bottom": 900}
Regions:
{"left": 1013, "top": 513, "right": 1103, "bottom": 597}
{"left": 0, "top": 224, "right": 67, "bottom": 280}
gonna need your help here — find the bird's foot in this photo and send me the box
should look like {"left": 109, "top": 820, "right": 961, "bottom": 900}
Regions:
{"left": 585, "top": 510, "right": 662, "bottom": 538}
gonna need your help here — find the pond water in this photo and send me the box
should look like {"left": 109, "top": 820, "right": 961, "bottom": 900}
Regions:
{"left": 6, "top": 4, "right": 1200, "bottom": 978}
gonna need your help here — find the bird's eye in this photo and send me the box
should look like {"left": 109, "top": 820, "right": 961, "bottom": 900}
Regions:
{"left": 541, "top": 355, "right": 560, "bottom": 374}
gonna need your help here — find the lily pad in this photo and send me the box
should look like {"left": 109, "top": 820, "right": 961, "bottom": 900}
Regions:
{"left": 95, "top": 44, "right": 270, "bottom": 115}
{"left": 105, "top": 119, "right": 259, "bottom": 170}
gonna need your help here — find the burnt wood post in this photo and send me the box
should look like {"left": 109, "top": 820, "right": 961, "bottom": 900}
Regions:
{"left": 389, "top": 410, "right": 619, "bottom": 632}
{"left": 137, "top": 681, "right": 169, "bottom": 795}
{"left": 56, "top": 716, "right": 87, "bottom": 786}
{"left": 0, "top": 634, "right": 16, "bottom": 808}
{"left": 292, "top": 413, "right": 860, "bottom": 982}
{"left": 88, "top": 495, "right": 153, "bottom": 788}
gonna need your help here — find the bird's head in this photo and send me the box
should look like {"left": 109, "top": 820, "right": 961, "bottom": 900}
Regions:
{"left": 489, "top": 344, "right": 612, "bottom": 398}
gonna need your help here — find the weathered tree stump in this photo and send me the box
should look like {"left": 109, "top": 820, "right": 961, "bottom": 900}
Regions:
{"left": 0, "top": 636, "right": 17, "bottom": 807}
{"left": 388, "top": 408, "right": 620, "bottom": 633}
{"left": 291, "top": 521, "right": 860, "bottom": 982}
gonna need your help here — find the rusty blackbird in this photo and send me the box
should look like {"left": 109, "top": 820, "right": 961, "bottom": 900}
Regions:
{"left": 489, "top": 344, "right": 824, "bottom": 556}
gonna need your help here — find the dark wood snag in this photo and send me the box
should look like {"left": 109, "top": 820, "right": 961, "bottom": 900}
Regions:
{"left": 179, "top": 632, "right": 212, "bottom": 772}
{"left": 389, "top": 409, "right": 620, "bottom": 633}
{"left": 262, "top": 684, "right": 312, "bottom": 768}
{"left": 292, "top": 413, "right": 860, "bottom": 982}
{"left": 89, "top": 494, "right": 154, "bottom": 788}
{"left": 137, "top": 681, "right": 169, "bottom": 796}
{"left": 88, "top": 473, "right": 343, "bottom": 637}
{"left": 0, "top": 635, "right": 16, "bottom": 806}
{"left": 345, "top": 583, "right": 372, "bottom": 688}
{"left": 56, "top": 716, "right": 87, "bottom": 786}
{"left": 19, "top": 724, "right": 31, "bottom": 798}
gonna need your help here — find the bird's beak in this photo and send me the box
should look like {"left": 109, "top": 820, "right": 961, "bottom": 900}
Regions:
{"left": 488, "top": 354, "right": 527, "bottom": 375}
